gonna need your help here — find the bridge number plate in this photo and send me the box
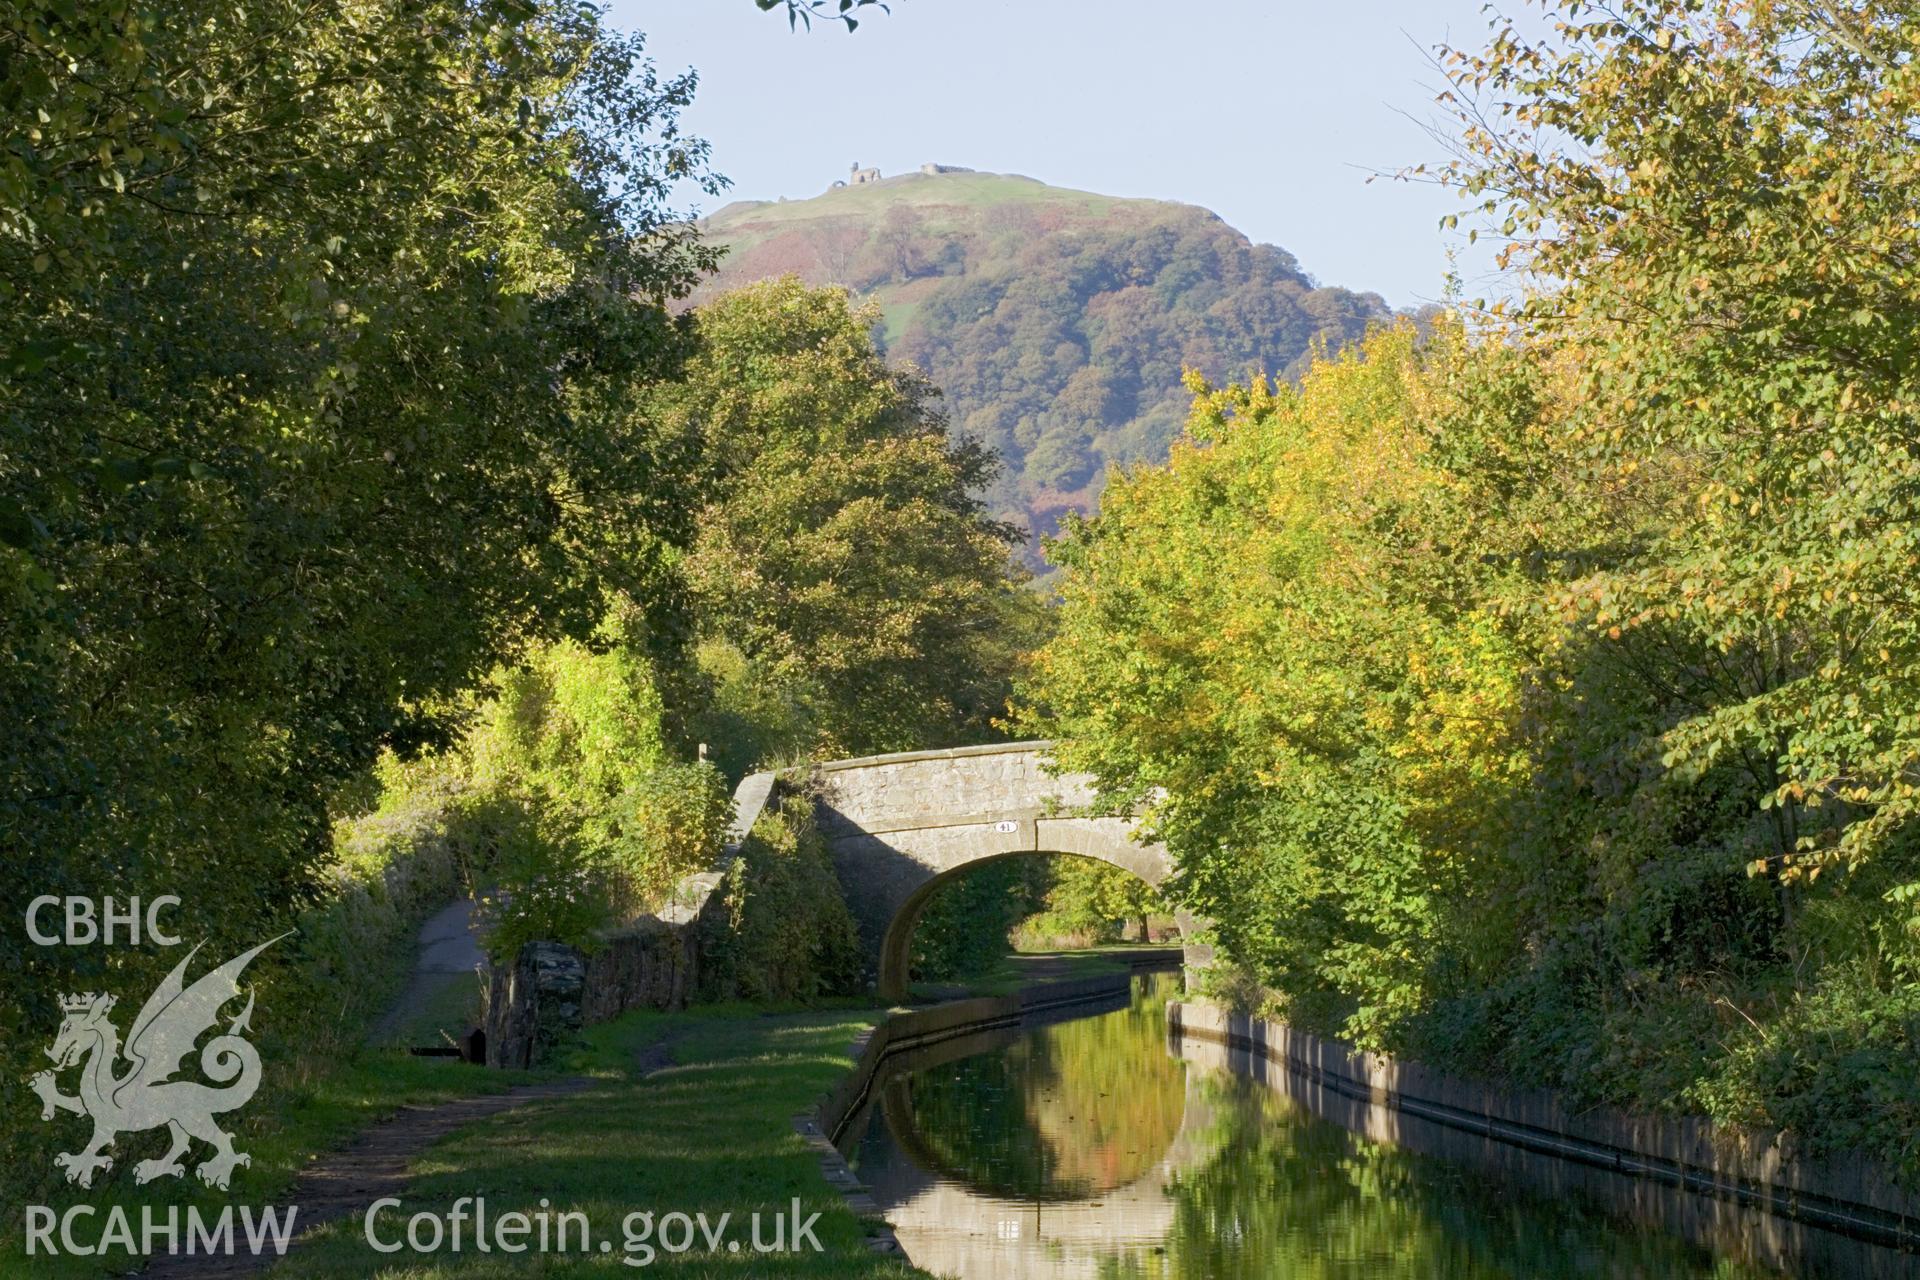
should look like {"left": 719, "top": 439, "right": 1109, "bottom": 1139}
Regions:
{"left": 993, "top": 820, "right": 1019, "bottom": 833}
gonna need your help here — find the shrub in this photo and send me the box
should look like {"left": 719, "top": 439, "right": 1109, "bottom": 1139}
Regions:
{"left": 605, "top": 761, "right": 733, "bottom": 921}
{"left": 469, "top": 793, "right": 614, "bottom": 964}
{"left": 911, "top": 859, "right": 1048, "bottom": 982}
{"left": 452, "top": 637, "right": 733, "bottom": 958}
{"left": 705, "top": 798, "right": 863, "bottom": 1002}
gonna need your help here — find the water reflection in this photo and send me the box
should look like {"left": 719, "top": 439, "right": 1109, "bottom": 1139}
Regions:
{"left": 880, "top": 975, "right": 1187, "bottom": 1200}
{"left": 839, "top": 974, "right": 1912, "bottom": 1279}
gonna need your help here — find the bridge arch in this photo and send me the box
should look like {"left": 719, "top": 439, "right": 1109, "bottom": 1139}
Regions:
{"left": 879, "top": 847, "right": 1169, "bottom": 1002}
{"left": 804, "top": 742, "right": 1210, "bottom": 1000}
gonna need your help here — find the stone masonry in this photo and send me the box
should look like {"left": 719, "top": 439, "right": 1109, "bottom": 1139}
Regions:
{"left": 808, "top": 742, "right": 1210, "bottom": 1000}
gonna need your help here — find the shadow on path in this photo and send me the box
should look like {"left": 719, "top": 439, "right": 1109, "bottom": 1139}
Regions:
{"left": 139, "top": 1078, "right": 591, "bottom": 1279}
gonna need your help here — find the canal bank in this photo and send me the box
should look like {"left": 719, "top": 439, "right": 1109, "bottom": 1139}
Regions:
{"left": 1169, "top": 999, "right": 1920, "bottom": 1277}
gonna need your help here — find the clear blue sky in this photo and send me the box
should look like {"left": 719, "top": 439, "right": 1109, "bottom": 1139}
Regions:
{"left": 603, "top": 1, "right": 1514, "bottom": 309}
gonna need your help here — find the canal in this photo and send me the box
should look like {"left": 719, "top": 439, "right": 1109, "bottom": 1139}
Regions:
{"left": 836, "top": 972, "right": 1914, "bottom": 1279}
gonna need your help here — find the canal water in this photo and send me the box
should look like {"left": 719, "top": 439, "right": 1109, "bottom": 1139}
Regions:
{"left": 837, "top": 972, "right": 1915, "bottom": 1279}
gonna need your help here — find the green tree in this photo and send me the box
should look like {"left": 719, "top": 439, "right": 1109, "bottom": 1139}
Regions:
{"left": 0, "top": 0, "right": 715, "bottom": 1090}
{"left": 659, "top": 277, "right": 1042, "bottom": 765}
{"left": 1437, "top": 0, "right": 1920, "bottom": 883}
{"left": 1025, "top": 858, "right": 1165, "bottom": 944}
{"left": 912, "top": 859, "right": 1048, "bottom": 982}
{"left": 1018, "top": 322, "right": 1540, "bottom": 1042}
{"left": 1021, "top": 3, "right": 1920, "bottom": 1176}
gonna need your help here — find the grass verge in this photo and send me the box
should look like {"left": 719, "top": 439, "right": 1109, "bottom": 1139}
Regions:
{"left": 9, "top": 1048, "right": 532, "bottom": 1279}
{"left": 255, "top": 1000, "right": 928, "bottom": 1277}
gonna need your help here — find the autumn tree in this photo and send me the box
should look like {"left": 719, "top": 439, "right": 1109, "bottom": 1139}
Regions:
{"left": 1438, "top": 0, "right": 1920, "bottom": 882}
{"left": 1023, "top": 2, "right": 1920, "bottom": 1174}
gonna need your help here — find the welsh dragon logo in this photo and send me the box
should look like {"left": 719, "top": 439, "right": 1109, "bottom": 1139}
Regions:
{"left": 30, "top": 936, "right": 284, "bottom": 1190}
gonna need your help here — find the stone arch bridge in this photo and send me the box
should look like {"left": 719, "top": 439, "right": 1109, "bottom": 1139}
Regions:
{"left": 787, "top": 741, "right": 1208, "bottom": 1000}
{"left": 489, "top": 740, "right": 1208, "bottom": 1064}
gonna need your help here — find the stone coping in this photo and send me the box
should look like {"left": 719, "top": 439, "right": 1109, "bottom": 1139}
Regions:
{"left": 803, "top": 740, "right": 1053, "bottom": 774}
{"left": 721, "top": 769, "right": 777, "bottom": 848}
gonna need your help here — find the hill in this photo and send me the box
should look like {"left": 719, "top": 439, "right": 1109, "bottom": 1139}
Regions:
{"left": 694, "top": 167, "right": 1393, "bottom": 561}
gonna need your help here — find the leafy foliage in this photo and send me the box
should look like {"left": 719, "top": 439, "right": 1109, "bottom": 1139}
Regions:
{"left": 757, "top": 0, "right": 889, "bottom": 32}
{"left": 1437, "top": 0, "right": 1920, "bottom": 882}
{"left": 334, "top": 627, "right": 733, "bottom": 963}
{"left": 911, "top": 860, "right": 1048, "bottom": 982}
{"left": 1025, "top": 286, "right": 1920, "bottom": 1169}
{"left": 910, "top": 854, "right": 1168, "bottom": 980}
{"left": 463, "top": 634, "right": 730, "bottom": 948}
{"left": 340, "top": 276, "right": 1037, "bottom": 972}
{"left": 1022, "top": 322, "right": 1530, "bottom": 1041}
{"left": 1014, "top": 858, "right": 1167, "bottom": 949}
{"left": 0, "top": 0, "right": 717, "bottom": 1178}
{"left": 0, "top": 0, "right": 972, "bottom": 1220}
{"left": 660, "top": 277, "right": 1045, "bottom": 764}
{"left": 705, "top": 797, "right": 864, "bottom": 1002}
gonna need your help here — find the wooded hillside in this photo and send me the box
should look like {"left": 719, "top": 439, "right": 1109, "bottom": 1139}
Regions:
{"left": 696, "top": 171, "right": 1391, "bottom": 559}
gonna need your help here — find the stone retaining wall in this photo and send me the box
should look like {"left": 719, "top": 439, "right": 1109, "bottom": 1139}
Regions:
{"left": 485, "top": 768, "right": 778, "bottom": 1066}
{"left": 1170, "top": 999, "right": 1920, "bottom": 1273}
{"left": 484, "top": 941, "right": 584, "bottom": 1069}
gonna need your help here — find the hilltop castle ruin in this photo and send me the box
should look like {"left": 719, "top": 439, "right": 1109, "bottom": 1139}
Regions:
{"left": 829, "top": 161, "right": 974, "bottom": 191}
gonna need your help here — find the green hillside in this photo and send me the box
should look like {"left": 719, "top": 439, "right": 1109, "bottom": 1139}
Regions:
{"left": 695, "top": 169, "right": 1392, "bottom": 559}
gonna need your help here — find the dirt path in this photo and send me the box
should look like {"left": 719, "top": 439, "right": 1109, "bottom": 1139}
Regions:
{"left": 366, "top": 898, "right": 485, "bottom": 1048}
{"left": 139, "top": 1078, "right": 591, "bottom": 1279}
{"left": 133, "top": 901, "right": 567, "bottom": 1276}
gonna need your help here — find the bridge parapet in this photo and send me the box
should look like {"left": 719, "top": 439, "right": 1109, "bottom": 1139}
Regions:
{"left": 812, "top": 741, "right": 1098, "bottom": 837}
{"left": 799, "top": 740, "right": 1208, "bottom": 999}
